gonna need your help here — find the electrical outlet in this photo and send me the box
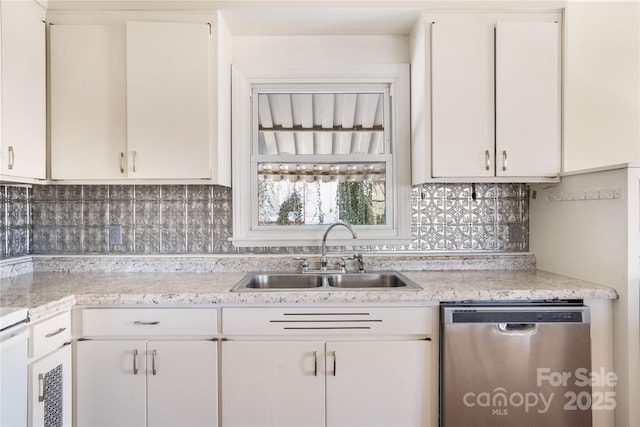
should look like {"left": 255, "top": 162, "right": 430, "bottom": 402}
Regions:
{"left": 508, "top": 223, "right": 524, "bottom": 243}
{"left": 109, "top": 225, "right": 123, "bottom": 246}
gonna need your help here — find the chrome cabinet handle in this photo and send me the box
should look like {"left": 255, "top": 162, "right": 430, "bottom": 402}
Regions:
{"left": 152, "top": 350, "right": 157, "bottom": 375}
{"left": 485, "top": 150, "right": 490, "bottom": 171}
{"left": 38, "top": 373, "right": 44, "bottom": 402}
{"left": 8, "top": 146, "right": 14, "bottom": 170}
{"left": 131, "top": 151, "right": 137, "bottom": 173}
{"left": 45, "top": 327, "right": 66, "bottom": 338}
{"left": 502, "top": 150, "right": 508, "bottom": 172}
{"left": 133, "top": 349, "right": 138, "bottom": 375}
{"left": 134, "top": 321, "right": 160, "bottom": 325}
{"left": 332, "top": 351, "right": 337, "bottom": 376}
{"left": 120, "top": 152, "right": 125, "bottom": 173}
{"left": 313, "top": 351, "right": 318, "bottom": 377}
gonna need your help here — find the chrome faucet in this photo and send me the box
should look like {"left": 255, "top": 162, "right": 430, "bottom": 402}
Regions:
{"left": 320, "top": 221, "right": 357, "bottom": 271}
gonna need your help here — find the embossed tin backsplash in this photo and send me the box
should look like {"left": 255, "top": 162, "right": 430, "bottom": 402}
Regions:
{"left": 0, "top": 183, "right": 528, "bottom": 259}
{"left": 0, "top": 186, "right": 30, "bottom": 258}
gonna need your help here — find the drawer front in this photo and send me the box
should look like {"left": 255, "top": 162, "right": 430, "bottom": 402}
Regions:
{"left": 30, "top": 311, "right": 72, "bottom": 360}
{"left": 222, "top": 307, "right": 434, "bottom": 337}
{"left": 80, "top": 308, "right": 217, "bottom": 338}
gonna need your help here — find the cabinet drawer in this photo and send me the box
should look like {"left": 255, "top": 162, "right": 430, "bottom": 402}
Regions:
{"left": 80, "top": 308, "right": 217, "bottom": 338}
{"left": 30, "top": 311, "right": 71, "bottom": 360}
{"left": 222, "top": 307, "right": 434, "bottom": 337}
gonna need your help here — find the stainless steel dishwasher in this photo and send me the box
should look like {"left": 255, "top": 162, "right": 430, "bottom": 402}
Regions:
{"left": 441, "top": 302, "right": 592, "bottom": 427}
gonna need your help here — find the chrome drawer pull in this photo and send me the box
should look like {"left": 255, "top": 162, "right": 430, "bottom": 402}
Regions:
{"left": 485, "top": 150, "right": 490, "bottom": 171}
{"left": 152, "top": 350, "right": 157, "bottom": 375}
{"left": 134, "top": 321, "right": 160, "bottom": 325}
{"left": 45, "top": 327, "right": 67, "bottom": 338}
{"left": 502, "top": 150, "right": 508, "bottom": 172}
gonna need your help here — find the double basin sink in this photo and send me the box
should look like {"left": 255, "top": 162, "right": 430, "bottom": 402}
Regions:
{"left": 231, "top": 271, "right": 422, "bottom": 292}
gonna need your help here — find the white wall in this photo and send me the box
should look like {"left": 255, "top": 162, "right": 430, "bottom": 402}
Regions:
{"left": 232, "top": 35, "right": 409, "bottom": 65}
{"left": 530, "top": 165, "right": 640, "bottom": 427}
{"left": 564, "top": 1, "right": 640, "bottom": 172}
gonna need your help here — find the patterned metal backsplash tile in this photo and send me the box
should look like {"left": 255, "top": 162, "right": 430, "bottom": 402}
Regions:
{"left": 0, "top": 183, "right": 528, "bottom": 259}
{"left": 0, "top": 186, "right": 30, "bottom": 258}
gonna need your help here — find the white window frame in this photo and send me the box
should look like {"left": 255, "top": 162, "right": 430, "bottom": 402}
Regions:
{"left": 231, "top": 64, "right": 412, "bottom": 247}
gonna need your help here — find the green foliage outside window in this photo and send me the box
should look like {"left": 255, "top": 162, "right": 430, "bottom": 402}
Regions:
{"left": 276, "top": 191, "right": 303, "bottom": 225}
{"left": 337, "top": 181, "right": 385, "bottom": 225}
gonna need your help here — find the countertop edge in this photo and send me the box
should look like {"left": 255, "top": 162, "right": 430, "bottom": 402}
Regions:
{"left": 9, "top": 269, "right": 617, "bottom": 323}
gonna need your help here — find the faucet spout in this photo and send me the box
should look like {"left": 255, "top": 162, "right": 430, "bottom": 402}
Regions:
{"left": 321, "top": 221, "right": 357, "bottom": 270}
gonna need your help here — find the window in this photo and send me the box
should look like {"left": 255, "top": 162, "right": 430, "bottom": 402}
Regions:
{"left": 232, "top": 65, "right": 411, "bottom": 247}
{"left": 255, "top": 87, "right": 390, "bottom": 227}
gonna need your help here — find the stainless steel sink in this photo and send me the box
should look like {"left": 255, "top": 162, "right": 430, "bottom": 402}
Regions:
{"left": 231, "top": 272, "right": 421, "bottom": 291}
{"left": 326, "top": 273, "right": 414, "bottom": 288}
{"left": 237, "top": 273, "right": 324, "bottom": 290}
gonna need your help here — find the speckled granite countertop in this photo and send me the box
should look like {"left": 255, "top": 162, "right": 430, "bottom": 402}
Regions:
{"left": 0, "top": 267, "right": 617, "bottom": 322}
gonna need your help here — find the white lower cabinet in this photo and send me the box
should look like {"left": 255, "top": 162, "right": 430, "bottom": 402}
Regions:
{"left": 221, "top": 340, "right": 430, "bottom": 427}
{"left": 325, "top": 341, "right": 431, "bottom": 426}
{"left": 74, "top": 308, "right": 218, "bottom": 426}
{"left": 75, "top": 340, "right": 146, "bottom": 426}
{"left": 221, "top": 306, "right": 435, "bottom": 427}
{"left": 74, "top": 306, "right": 434, "bottom": 427}
{"left": 28, "top": 311, "right": 73, "bottom": 427}
{"left": 222, "top": 341, "right": 326, "bottom": 426}
{"left": 28, "top": 344, "right": 72, "bottom": 427}
{"left": 146, "top": 341, "right": 217, "bottom": 427}
{"left": 76, "top": 340, "right": 217, "bottom": 427}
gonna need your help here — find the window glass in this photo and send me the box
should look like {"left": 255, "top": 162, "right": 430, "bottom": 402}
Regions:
{"left": 253, "top": 88, "right": 390, "bottom": 228}
{"left": 257, "top": 92, "right": 386, "bottom": 155}
{"left": 257, "top": 162, "right": 386, "bottom": 226}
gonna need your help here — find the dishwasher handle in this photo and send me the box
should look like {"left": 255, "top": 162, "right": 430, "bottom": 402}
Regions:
{"left": 497, "top": 323, "right": 538, "bottom": 335}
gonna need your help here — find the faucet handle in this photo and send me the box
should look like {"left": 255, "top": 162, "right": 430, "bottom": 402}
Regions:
{"left": 339, "top": 257, "right": 351, "bottom": 273}
{"left": 294, "top": 257, "right": 309, "bottom": 273}
{"left": 354, "top": 253, "right": 365, "bottom": 273}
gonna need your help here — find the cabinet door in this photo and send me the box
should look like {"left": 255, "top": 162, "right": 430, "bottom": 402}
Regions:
{"left": 28, "top": 344, "right": 72, "bottom": 427}
{"left": 431, "top": 22, "right": 495, "bottom": 178}
{"left": 75, "top": 340, "right": 146, "bottom": 426}
{"left": 0, "top": 0, "right": 45, "bottom": 180}
{"left": 126, "top": 21, "right": 211, "bottom": 179}
{"left": 147, "top": 340, "right": 218, "bottom": 427}
{"left": 326, "top": 341, "right": 431, "bottom": 427}
{"left": 50, "top": 25, "right": 127, "bottom": 180}
{"left": 221, "top": 340, "right": 325, "bottom": 427}
{"left": 496, "top": 22, "right": 560, "bottom": 177}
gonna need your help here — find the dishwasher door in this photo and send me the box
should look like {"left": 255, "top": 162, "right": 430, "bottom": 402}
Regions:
{"left": 441, "top": 305, "right": 592, "bottom": 427}
{"left": 0, "top": 309, "right": 29, "bottom": 427}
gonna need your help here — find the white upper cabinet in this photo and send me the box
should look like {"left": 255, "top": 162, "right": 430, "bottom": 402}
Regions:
{"left": 50, "top": 18, "right": 223, "bottom": 182}
{"left": 431, "top": 22, "right": 495, "bottom": 178}
{"left": 416, "top": 13, "right": 562, "bottom": 183}
{"left": 50, "top": 25, "right": 127, "bottom": 180}
{"left": 0, "top": 0, "right": 46, "bottom": 182}
{"left": 496, "top": 21, "right": 560, "bottom": 177}
{"left": 126, "top": 21, "right": 211, "bottom": 180}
